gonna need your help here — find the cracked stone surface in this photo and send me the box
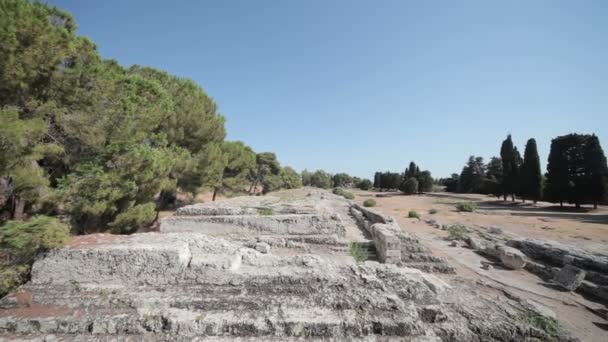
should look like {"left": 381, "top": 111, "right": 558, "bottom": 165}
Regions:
{"left": 0, "top": 189, "right": 577, "bottom": 341}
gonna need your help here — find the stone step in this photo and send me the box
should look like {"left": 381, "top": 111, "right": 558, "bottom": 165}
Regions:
{"left": 0, "top": 307, "right": 426, "bottom": 338}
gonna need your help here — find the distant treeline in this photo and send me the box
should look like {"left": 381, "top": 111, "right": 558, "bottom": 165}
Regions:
{"left": 440, "top": 134, "right": 608, "bottom": 208}
{"left": 0, "top": 0, "right": 302, "bottom": 235}
{"left": 301, "top": 170, "right": 372, "bottom": 190}
{"left": 372, "top": 162, "right": 434, "bottom": 194}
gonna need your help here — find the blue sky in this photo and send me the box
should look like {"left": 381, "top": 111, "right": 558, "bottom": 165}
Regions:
{"left": 48, "top": 0, "right": 607, "bottom": 179}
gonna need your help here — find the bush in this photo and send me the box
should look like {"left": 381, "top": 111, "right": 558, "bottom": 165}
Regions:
{"left": 363, "top": 199, "right": 376, "bottom": 207}
{"left": 349, "top": 242, "right": 368, "bottom": 263}
{"left": 0, "top": 216, "right": 71, "bottom": 257}
{"left": 0, "top": 265, "right": 30, "bottom": 298}
{"left": 399, "top": 177, "right": 419, "bottom": 194}
{"left": 456, "top": 202, "right": 478, "bottom": 212}
{"left": 429, "top": 208, "right": 438, "bottom": 214}
{"left": 333, "top": 187, "right": 354, "bottom": 200}
{"left": 408, "top": 210, "right": 419, "bottom": 219}
{"left": 447, "top": 224, "right": 468, "bottom": 240}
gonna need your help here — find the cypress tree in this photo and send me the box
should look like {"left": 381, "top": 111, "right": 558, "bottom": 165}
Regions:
{"left": 545, "top": 136, "right": 569, "bottom": 207}
{"left": 583, "top": 135, "right": 608, "bottom": 209}
{"left": 500, "top": 135, "right": 519, "bottom": 201}
{"left": 520, "top": 138, "right": 542, "bottom": 203}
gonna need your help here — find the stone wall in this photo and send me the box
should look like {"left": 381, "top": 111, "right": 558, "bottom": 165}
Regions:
{"left": 350, "top": 204, "right": 401, "bottom": 264}
{"left": 161, "top": 214, "right": 346, "bottom": 237}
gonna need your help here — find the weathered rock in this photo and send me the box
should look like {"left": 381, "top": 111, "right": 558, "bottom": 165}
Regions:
{"left": 497, "top": 245, "right": 527, "bottom": 270}
{"left": 506, "top": 238, "right": 608, "bottom": 273}
{"left": 161, "top": 214, "right": 346, "bottom": 237}
{"left": 0, "top": 189, "right": 576, "bottom": 341}
{"left": 554, "top": 265, "right": 586, "bottom": 291}
{"left": 255, "top": 242, "right": 270, "bottom": 254}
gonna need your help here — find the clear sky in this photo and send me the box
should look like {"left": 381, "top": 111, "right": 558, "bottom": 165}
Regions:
{"left": 48, "top": 0, "right": 607, "bottom": 179}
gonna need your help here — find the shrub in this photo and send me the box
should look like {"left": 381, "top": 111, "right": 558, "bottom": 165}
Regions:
{"left": 333, "top": 187, "right": 354, "bottom": 200}
{"left": 257, "top": 207, "right": 274, "bottom": 216}
{"left": 0, "top": 265, "right": 30, "bottom": 298}
{"left": 429, "top": 208, "right": 438, "bottom": 214}
{"left": 456, "top": 202, "right": 478, "bottom": 212}
{"left": 349, "top": 242, "right": 368, "bottom": 263}
{"left": 408, "top": 210, "right": 419, "bottom": 219}
{"left": 0, "top": 216, "right": 71, "bottom": 257}
{"left": 363, "top": 199, "right": 376, "bottom": 207}
{"left": 399, "top": 177, "right": 419, "bottom": 194}
{"left": 447, "top": 224, "right": 468, "bottom": 240}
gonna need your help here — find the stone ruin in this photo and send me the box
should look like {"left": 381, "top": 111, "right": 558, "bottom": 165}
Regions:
{"left": 0, "top": 189, "right": 577, "bottom": 341}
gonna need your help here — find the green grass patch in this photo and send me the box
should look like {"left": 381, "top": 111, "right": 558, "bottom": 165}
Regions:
{"left": 429, "top": 208, "right": 438, "bottom": 214}
{"left": 408, "top": 210, "right": 419, "bottom": 219}
{"left": 455, "top": 202, "right": 478, "bottom": 212}
{"left": 363, "top": 199, "right": 376, "bottom": 207}
{"left": 520, "top": 312, "right": 560, "bottom": 337}
{"left": 349, "top": 242, "right": 368, "bottom": 263}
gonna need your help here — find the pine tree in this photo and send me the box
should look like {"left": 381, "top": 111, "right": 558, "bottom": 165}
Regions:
{"left": 583, "top": 135, "right": 608, "bottom": 209}
{"left": 520, "top": 138, "right": 542, "bottom": 203}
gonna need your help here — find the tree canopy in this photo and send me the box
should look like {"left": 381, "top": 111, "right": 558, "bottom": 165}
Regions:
{"left": 0, "top": 0, "right": 300, "bottom": 233}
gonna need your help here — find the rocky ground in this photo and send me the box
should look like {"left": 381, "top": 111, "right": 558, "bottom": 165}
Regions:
{"left": 0, "top": 188, "right": 590, "bottom": 341}
{"left": 352, "top": 190, "right": 608, "bottom": 342}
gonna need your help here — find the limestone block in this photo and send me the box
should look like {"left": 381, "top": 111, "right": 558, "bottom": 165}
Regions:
{"left": 497, "top": 245, "right": 527, "bottom": 270}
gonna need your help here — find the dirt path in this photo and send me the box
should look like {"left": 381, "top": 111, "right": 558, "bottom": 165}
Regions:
{"left": 353, "top": 190, "right": 608, "bottom": 342}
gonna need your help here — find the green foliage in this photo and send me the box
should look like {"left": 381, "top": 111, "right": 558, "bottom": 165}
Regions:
{"left": 0, "top": 264, "right": 30, "bottom": 298}
{"left": 109, "top": 203, "right": 156, "bottom": 234}
{"left": 257, "top": 207, "right": 273, "bottom": 216}
{"left": 333, "top": 188, "right": 354, "bottom": 200}
{"left": 332, "top": 173, "right": 353, "bottom": 188}
{"left": 520, "top": 138, "right": 542, "bottom": 203}
{"left": 417, "top": 171, "right": 433, "bottom": 192}
{"left": 429, "top": 208, "right": 438, "bottom": 214}
{"left": 279, "top": 167, "right": 302, "bottom": 190}
{"left": 355, "top": 179, "right": 372, "bottom": 190}
{"left": 349, "top": 242, "right": 368, "bottom": 263}
{"left": 0, "top": 216, "right": 70, "bottom": 257}
{"left": 520, "top": 312, "right": 560, "bottom": 337}
{"left": 500, "top": 135, "right": 521, "bottom": 200}
{"left": 303, "top": 170, "right": 332, "bottom": 189}
{"left": 400, "top": 177, "right": 419, "bottom": 195}
{"left": 455, "top": 202, "right": 477, "bottom": 212}
{"left": 546, "top": 134, "right": 608, "bottom": 208}
{"left": 407, "top": 210, "right": 419, "bottom": 219}
{"left": 458, "top": 156, "right": 486, "bottom": 194}
{"left": 447, "top": 224, "right": 467, "bottom": 240}
{"left": 363, "top": 199, "right": 376, "bottom": 207}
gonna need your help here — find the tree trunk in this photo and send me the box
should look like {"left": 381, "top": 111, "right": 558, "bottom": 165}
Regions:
{"left": 575, "top": 202, "right": 581, "bottom": 209}
{"left": 533, "top": 199, "right": 537, "bottom": 204}
{"left": 212, "top": 187, "right": 218, "bottom": 201}
{"left": 511, "top": 194, "right": 515, "bottom": 202}
{"left": 593, "top": 201, "right": 598, "bottom": 209}
{"left": 503, "top": 194, "right": 507, "bottom": 201}
{"left": 560, "top": 200, "right": 563, "bottom": 207}
{"left": 11, "top": 196, "right": 25, "bottom": 220}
